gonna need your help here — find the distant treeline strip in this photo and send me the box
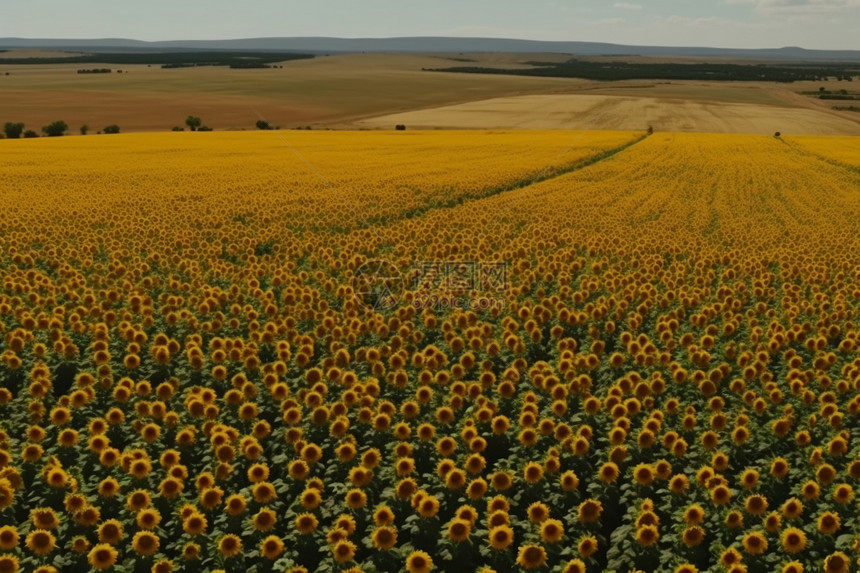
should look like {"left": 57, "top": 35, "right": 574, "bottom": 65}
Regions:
{"left": 0, "top": 51, "right": 314, "bottom": 66}
{"left": 429, "top": 59, "right": 860, "bottom": 83}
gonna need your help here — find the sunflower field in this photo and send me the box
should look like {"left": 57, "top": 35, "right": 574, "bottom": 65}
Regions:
{"left": 1, "top": 130, "right": 860, "bottom": 573}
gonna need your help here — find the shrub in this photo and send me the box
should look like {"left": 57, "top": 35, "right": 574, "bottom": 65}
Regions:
{"left": 3, "top": 122, "right": 24, "bottom": 139}
{"left": 42, "top": 120, "right": 68, "bottom": 137}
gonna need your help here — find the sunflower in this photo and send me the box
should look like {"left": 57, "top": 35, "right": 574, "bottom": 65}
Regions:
{"left": 523, "top": 462, "right": 544, "bottom": 484}
{"left": 560, "top": 470, "right": 580, "bottom": 491}
{"left": 217, "top": 534, "right": 242, "bottom": 558}
{"left": 253, "top": 507, "right": 277, "bottom": 531}
{"left": 225, "top": 493, "right": 247, "bottom": 516}
{"left": 801, "top": 480, "right": 820, "bottom": 500}
{"left": 724, "top": 510, "right": 744, "bottom": 529}
{"left": 295, "top": 513, "right": 318, "bottom": 535}
{"left": 577, "top": 499, "right": 603, "bottom": 523}
{"left": 447, "top": 519, "right": 471, "bottom": 542}
{"left": 199, "top": 486, "right": 224, "bottom": 509}
{"left": 45, "top": 466, "right": 68, "bottom": 488}
{"left": 635, "top": 511, "right": 659, "bottom": 528}
{"left": 131, "top": 531, "right": 159, "bottom": 556}
{"left": 739, "top": 468, "right": 759, "bottom": 489}
{"left": 260, "top": 536, "right": 284, "bottom": 560}
{"left": 0, "top": 556, "right": 18, "bottom": 573}
{"left": 332, "top": 540, "right": 357, "bottom": 564}
{"left": 76, "top": 505, "right": 101, "bottom": 526}
{"left": 456, "top": 505, "right": 479, "bottom": 525}
{"left": 682, "top": 526, "right": 705, "bottom": 547}
{"left": 417, "top": 495, "right": 440, "bottom": 518}
{"left": 126, "top": 489, "right": 151, "bottom": 511}
{"left": 490, "top": 471, "right": 513, "bottom": 491}
{"left": 251, "top": 481, "right": 276, "bottom": 504}
{"left": 577, "top": 536, "right": 598, "bottom": 558}
{"left": 30, "top": 507, "right": 60, "bottom": 530}
{"left": 405, "top": 550, "right": 433, "bottom": 573}
{"left": 540, "top": 518, "right": 564, "bottom": 543}
{"left": 823, "top": 552, "right": 849, "bottom": 573}
{"left": 0, "top": 525, "right": 19, "bottom": 550}
{"left": 97, "top": 477, "right": 120, "bottom": 498}
{"left": 136, "top": 508, "right": 162, "bottom": 530}
{"left": 770, "top": 457, "right": 789, "bottom": 479}
{"left": 441, "top": 467, "right": 466, "bottom": 489}
{"left": 487, "top": 510, "right": 511, "bottom": 529}
{"left": 182, "top": 542, "right": 200, "bottom": 560}
{"left": 683, "top": 504, "right": 705, "bottom": 525}
{"left": 247, "top": 462, "right": 270, "bottom": 483}
{"left": 348, "top": 466, "right": 372, "bottom": 487}
{"left": 720, "top": 547, "right": 743, "bottom": 567}
{"left": 488, "top": 525, "right": 514, "bottom": 550}
{"left": 374, "top": 505, "right": 396, "bottom": 526}
{"left": 182, "top": 512, "right": 208, "bottom": 536}
{"left": 561, "top": 559, "right": 587, "bottom": 573}
{"left": 526, "top": 501, "right": 550, "bottom": 523}
{"left": 669, "top": 474, "right": 690, "bottom": 494}
{"left": 744, "top": 494, "right": 768, "bottom": 516}
{"left": 516, "top": 545, "right": 547, "bottom": 570}
{"left": 674, "top": 565, "right": 699, "bottom": 573}
{"left": 710, "top": 484, "right": 732, "bottom": 505}
{"left": 833, "top": 483, "right": 854, "bottom": 505}
{"left": 25, "top": 530, "right": 55, "bottom": 555}
{"left": 335, "top": 488, "right": 362, "bottom": 511}
{"left": 372, "top": 526, "right": 398, "bottom": 550}
{"left": 780, "top": 497, "right": 803, "bottom": 519}
{"left": 817, "top": 511, "right": 841, "bottom": 534}
{"left": 635, "top": 525, "right": 659, "bottom": 546}
{"left": 598, "top": 462, "right": 619, "bottom": 483}
{"left": 632, "top": 463, "right": 655, "bottom": 485}
{"left": 395, "top": 478, "right": 418, "bottom": 500}
{"left": 87, "top": 543, "right": 118, "bottom": 570}
{"left": 780, "top": 527, "right": 806, "bottom": 554}
{"left": 466, "top": 478, "right": 488, "bottom": 500}
{"left": 781, "top": 562, "right": 804, "bottom": 573}
{"left": 94, "top": 520, "right": 122, "bottom": 546}
{"left": 764, "top": 511, "right": 782, "bottom": 532}
{"left": 742, "top": 531, "right": 767, "bottom": 555}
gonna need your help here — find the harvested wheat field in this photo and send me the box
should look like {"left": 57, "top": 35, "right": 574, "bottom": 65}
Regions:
{"left": 358, "top": 94, "right": 860, "bottom": 135}
{"left": 1, "top": 129, "right": 860, "bottom": 573}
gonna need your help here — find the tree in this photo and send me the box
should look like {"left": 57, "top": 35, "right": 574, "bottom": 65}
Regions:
{"left": 3, "top": 122, "right": 24, "bottom": 139}
{"left": 23, "top": 130, "right": 39, "bottom": 138}
{"left": 80, "top": 125, "right": 89, "bottom": 135}
{"left": 185, "top": 116, "right": 202, "bottom": 131}
{"left": 103, "top": 125, "right": 120, "bottom": 134}
{"left": 256, "top": 120, "right": 271, "bottom": 130}
{"left": 42, "top": 120, "right": 68, "bottom": 137}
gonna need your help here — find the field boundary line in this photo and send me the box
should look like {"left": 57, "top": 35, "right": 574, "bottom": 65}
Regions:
{"left": 475, "top": 128, "right": 652, "bottom": 243}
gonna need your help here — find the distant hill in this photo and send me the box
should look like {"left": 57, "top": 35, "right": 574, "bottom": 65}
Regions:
{"left": 1, "top": 36, "right": 859, "bottom": 61}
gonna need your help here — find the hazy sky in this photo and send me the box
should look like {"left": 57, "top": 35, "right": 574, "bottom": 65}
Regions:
{"left": 2, "top": 0, "right": 859, "bottom": 50}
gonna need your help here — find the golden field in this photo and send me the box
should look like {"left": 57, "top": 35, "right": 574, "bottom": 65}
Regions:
{"left": 1, "top": 130, "right": 860, "bottom": 573}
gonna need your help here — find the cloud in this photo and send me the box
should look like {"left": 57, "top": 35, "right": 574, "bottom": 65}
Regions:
{"left": 613, "top": 2, "right": 642, "bottom": 9}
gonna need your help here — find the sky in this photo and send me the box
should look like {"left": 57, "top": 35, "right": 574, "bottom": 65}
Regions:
{"left": 2, "top": 0, "right": 859, "bottom": 50}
